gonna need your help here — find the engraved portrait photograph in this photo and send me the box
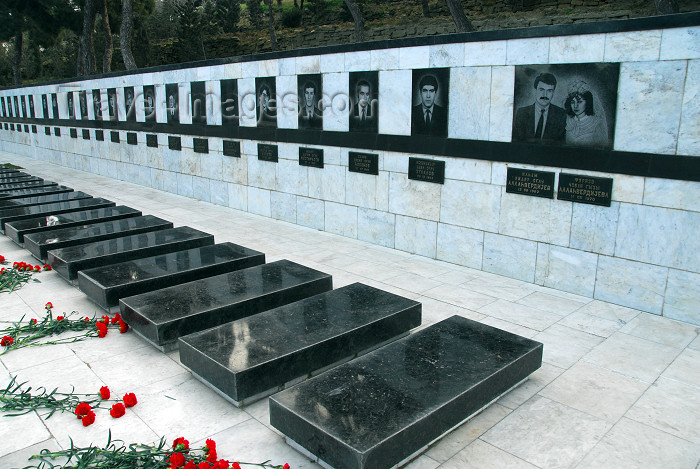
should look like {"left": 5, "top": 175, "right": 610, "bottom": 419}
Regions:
{"left": 107, "top": 88, "right": 117, "bottom": 121}
{"left": 513, "top": 63, "right": 619, "bottom": 149}
{"left": 220, "top": 79, "right": 239, "bottom": 127}
{"left": 256, "top": 77, "right": 277, "bottom": 128}
{"left": 143, "top": 85, "right": 155, "bottom": 123}
{"left": 67, "top": 92, "right": 75, "bottom": 119}
{"left": 124, "top": 86, "right": 136, "bottom": 122}
{"left": 298, "top": 74, "right": 322, "bottom": 130}
{"left": 20, "top": 95, "right": 27, "bottom": 118}
{"left": 28, "top": 95, "right": 35, "bottom": 118}
{"left": 411, "top": 68, "right": 449, "bottom": 137}
{"left": 92, "top": 89, "right": 102, "bottom": 120}
{"left": 41, "top": 95, "right": 48, "bottom": 119}
{"left": 190, "top": 81, "right": 207, "bottom": 125}
{"left": 79, "top": 90, "right": 88, "bottom": 119}
{"left": 165, "top": 83, "right": 179, "bottom": 124}
{"left": 349, "top": 71, "right": 378, "bottom": 133}
{"left": 51, "top": 93, "right": 59, "bottom": 119}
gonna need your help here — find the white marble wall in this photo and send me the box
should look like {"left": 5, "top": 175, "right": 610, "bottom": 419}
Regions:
{"left": 2, "top": 23, "right": 699, "bottom": 325}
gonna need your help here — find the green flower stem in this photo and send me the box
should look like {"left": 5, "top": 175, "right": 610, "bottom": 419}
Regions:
{"left": 0, "top": 377, "right": 108, "bottom": 418}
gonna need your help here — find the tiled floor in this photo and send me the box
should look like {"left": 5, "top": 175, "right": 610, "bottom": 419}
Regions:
{"left": 1, "top": 153, "right": 699, "bottom": 469}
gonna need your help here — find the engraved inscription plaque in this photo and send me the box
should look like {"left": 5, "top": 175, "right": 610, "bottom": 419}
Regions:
{"left": 127, "top": 132, "right": 137, "bottom": 145}
{"left": 557, "top": 173, "right": 613, "bottom": 207}
{"left": 82, "top": 129, "right": 90, "bottom": 140}
{"left": 95, "top": 129, "right": 104, "bottom": 141}
{"left": 146, "top": 134, "right": 158, "bottom": 148}
{"left": 32, "top": 125, "right": 37, "bottom": 133}
{"left": 349, "top": 152, "right": 379, "bottom": 175}
{"left": 258, "top": 143, "right": 278, "bottom": 162}
{"left": 193, "top": 138, "right": 209, "bottom": 154}
{"left": 44, "top": 127, "right": 51, "bottom": 136}
{"left": 70, "top": 128, "right": 77, "bottom": 138}
{"left": 299, "top": 148, "right": 323, "bottom": 168}
{"left": 168, "top": 136, "right": 182, "bottom": 151}
{"left": 54, "top": 127, "right": 61, "bottom": 136}
{"left": 24, "top": 124, "right": 29, "bottom": 133}
{"left": 223, "top": 140, "right": 240, "bottom": 158}
{"left": 408, "top": 157, "right": 445, "bottom": 184}
{"left": 506, "top": 168, "right": 555, "bottom": 199}
{"left": 110, "top": 131, "right": 120, "bottom": 143}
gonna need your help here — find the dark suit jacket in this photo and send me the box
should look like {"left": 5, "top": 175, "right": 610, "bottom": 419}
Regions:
{"left": 299, "top": 107, "right": 322, "bottom": 129}
{"left": 513, "top": 103, "right": 566, "bottom": 142}
{"left": 411, "top": 104, "right": 447, "bottom": 137}
{"left": 351, "top": 104, "right": 376, "bottom": 132}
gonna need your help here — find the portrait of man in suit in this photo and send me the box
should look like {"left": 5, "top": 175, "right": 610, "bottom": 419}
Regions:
{"left": 51, "top": 94, "right": 59, "bottom": 119}
{"left": 107, "top": 88, "right": 117, "bottom": 121}
{"left": 220, "top": 79, "right": 239, "bottom": 127}
{"left": 92, "top": 90, "right": 102, "bottom": 120}
{"left": 256, "top": 77, "right": 277, "bottom": 128}
{"left": 512, "top": 72, "right": 566, "bottom": 143}
{"left": 166, "top": 83, "right": 179, "bottom": 124}
{"left": 349, "top": 71, "right": 378, "bottom": 133}
{"left": 41, "top": 95, "right": 48, "bottom": 119}
{"left": 298, "top": 76, "right": 322, "bottom": 130}
{"left": 79, "top": 91, "right": 88, "bottom": 119}
{"left": 143, "top": 85, "right": 155, "bottom": 123}
{"left": 411, "top": 69, "right": 449, "bottom": 137}
{"left": 67, "top": 93, "right": 75, "bottom": 119}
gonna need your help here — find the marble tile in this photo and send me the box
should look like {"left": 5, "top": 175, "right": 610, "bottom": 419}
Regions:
{"left": 344, "top": 51, "right": 370, "bottom": 71}
{"left": 441, "top": 439, "right": 539, "bottom": 469}
{"left": 0, "top": 405, "right": 51, "bottom": 457}
{"left": 176, "top": 173, "right": 193, "bottom": 198}
{"left": 237, "top": 77, "right": 256, "bottom": 127}
{"left": 275, "top": 74, "right": 298, "bottom": 130}
{"left": 464, "top": 40, "right": 506, "bottom": 66}
{"left": 205, "top": 80, "right": 221, "bottom": 126}
{"left": 345, "top": 170, "right": 378, "bottom": 209}
{"left": 389, "top": 172, "right": 441, "bottom": 221}
{"left": 324, "top": 201, "right": 357, "bottom": 238}
{"left": 440, "top": 179, "right": 501, "bottom": 232}
{"left": 296, "top": 196, "right": 324, "bottom": 231}
{"left": 663, "top": 269, "right": 700, "bottom": 326}
{"left": 677, "top": 58, "right": 700, "bottom": 156}
{"left": 549, "top": 33, "right": 606, "bottom": 63}
{"left": 378, "top": 70, "right": 412, "bottom": 136}
{"left": 221, "top": 152, "right": 247, "bottom": 184}
{"left": 614, "top": 61, "right": 687, "bottom": 154}
{"left": 479, "top": 299, "right": 562, "bottom": 332}
{"left": 482, "top": 396, "right": 610, "bottom": 469}
{"left": 644, "top": 178, "right": 700, "bottom": 212}
{"left": 0, "top": 438, "right": 63, "bottom": 468}
{"left": 662, "top": 347, "right": 700, "bottom": 389}
{"left": 604, "top": 30, "right": 662, "bottom": 62}
{"left": 574, "top": 299, "right": 640, "bottom": 324}
{"left": 626, "top": 377, "right": 700, "bottom": 443}
{"left": 275, "top": 158, "right": 308, "bottom": 196}
{"left": 246, "top": 155, "right": 276, "bottom": 190}
{"left": 394, "top": 214, "right": 437, "bottom": 258}
{"left": 594, "top": 256, "right": 668, "bottom": 315}
{"left": 556, "top": 310, "right": 624, "bottom": 338}
{"left": 320, "top": 52, "right": 344, "bottom": 73}
{"left": 430, "top": 43, "right": 464, "bottom": 68}
{"left": 399, "top": 46, "right": 429, "bottom": 69}
{"left": 534, "top": 244, "right": 598, "bottom": 297}
{"left": 583, "top": 332, "right": 680, "bottom": 383}
{"left": 227, "top": 182, "right": 247, "bottom": 211}
{"left": 422, "top": 282, "right": 497, "bottom": 312}
{"left": 483, "top": 233, "right": 537, "bottom": 283}
{"left": 259, "top": 59, "right": 279, "bottom": 77}
{"left": 619, "top": 311, "right": 698, "bottom": 349}
{"left": 534, "top": 323, "right": 604, "bottom": 369}
{"left": 449, "top": 67, "right": 491, "bottom": 140}
{"left": 247, "top": 186, "right": 271, "bottom": 217}
{"left": 436, "top": 223, "right": 484, "bottom": 270}
{"left": 615, "top": 203, "right": 699, "bottom": 272}
{"left": 499, "top": 190, "right": 572, "bottom": 246}
{"left": 370, "top": 48, "right": 400, "bottom": 70}
{"left": 270, "top": 191, "right": 297, "bottom": 223}
{"left": 322, "top": 72, "right": 349, "bottom": 132}
{"left": 517, "top": 291, "right": 587, "bottom": 316}
{"left": 440, "top": 157, "right": 492, "bottom": 184}
{"left": 357, "top": 207, "right": 395, "bottom": 248}
{"left": 569, "top": 202, "right": 619, "bottom": 256}
{"left": 489, "top": 66, "right": 515, "bottom": 142}
{"left": 576, "top": 417, "right": 700, "bottom": 469}
{"left": 506, "top": 37, "right": 549, "bottom": 65}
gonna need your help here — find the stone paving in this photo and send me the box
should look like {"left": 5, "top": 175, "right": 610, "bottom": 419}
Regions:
{"left": 1, "top": 153, "right": 698, "bottom": 468}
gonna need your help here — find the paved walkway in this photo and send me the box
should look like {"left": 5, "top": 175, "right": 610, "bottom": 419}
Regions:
{"left": 1, "top": 153, "right": 698, "bottom": 469}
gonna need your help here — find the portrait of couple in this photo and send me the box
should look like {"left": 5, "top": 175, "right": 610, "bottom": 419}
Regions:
{"left": 512, "top": 64, "right": 619, "bottom": 149}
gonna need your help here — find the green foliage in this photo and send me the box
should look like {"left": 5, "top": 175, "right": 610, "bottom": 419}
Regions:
{"left": 246, "top": 0, "right": 265, "bottom": 28}
{"left": 174, "top": 0, "right": 205, "bottom": 62}
{"left": 281, "top": 6, "right": 303, "bottom": 26}
{"left": 214, "top": 0, "right": 242, "bottom": 33}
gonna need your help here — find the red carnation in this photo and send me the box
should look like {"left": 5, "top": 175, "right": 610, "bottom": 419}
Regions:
{"left": 101, "top": 315, "right": 110, "bottom": 324}
{"left": 43, "top": 264, "right": 51, "bottom": 271}
{"left": 213, "top": 460, "right": 229, "bottom": 469}
{"left": 232, "top": 463, "right": 242, "bottom": 469}
{"left": 30, "top": 318, "right": 37, "bottom": 325}
{"left": 81, "top": 410, "right": 96, "bottom": 426}
{"left": 109, "top": 402, "right": 126, "bottom": 418}
{"left": 183, "top": 462, "right": 197, "bottom": 469}
{"left": 0, "top": 254, "right": 5, "bottom": 262}
{"left": 1, "top": 335, "right": 13, "bottom": 347}
{"left": 123, "top": 392, "right": 137, "bottom": 407}
{"left": 283, "top": 464, "right": 290, "bottom": 469}
{"left": 100, "top": 386, "right": 110, "bottom": 399}
{"left": 75, "top": 402, "right": 92, "bottom": 418}
{"left": 96, "top": 322, "right": 108, "bottom": 338}
{"left": 119, "top": 320, "right": 129, "bottom": 333}
{"left": 34, "top": 265, "right": 41, "bottom": 272}
{"left": 173, "top": 437, "right": 190, "bottom": 452}
{"left": 111, "top": 313, "right": 122, "bottom": 324}
{"left": 56, "top": 316, "right": 64, "bottom": 321}
{"left": 169, "top": 452, "right": 186, "bottom": 469}
{"left": 206, "top": 449, "right": 218, "bottom": 463}
{"left": 198, "top": 463, "right": 212, "bottom": 469}
{"left": 45, "top": 302, "right": 53, "bottom": 310}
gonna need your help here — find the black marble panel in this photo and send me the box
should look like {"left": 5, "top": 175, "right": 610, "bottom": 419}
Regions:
{"left": 180, "top": 283, "right": 421, "bottom": 405}
{"left": 79, "top": 242, "right": 265, "bottom": 309}
{"left": 110, "top": 131, "right": 120, "bottom": 143}
{"left": 0, "top": 191, "right": 91, "bottom": 210}
{"left": 0, "top": 172, "right": 32, "bottom": 181}
{"left": 506, "top": 167, "right": 555, "bottom": 199}
{"left": 223, "top": 140, "right": 240, "bottom": 158}
{"left": 120, "top": 259, "right": 332, "bottom": 349}
{"left": 193, "top": 138, "right": 209, "bottom": 154}
{"left": 348, "top": 152, "right": 378, "bottom": 175}
{"left": 0, "top": 185, "right": 73, "bottom": 201}
{"left": 82, "top": 129, "right": 90, "bottom": 140}
{"left": 70, "top": 128, "right": 77, "bottom": 139}
{"left": 54, "top": 127, "right": 60, "bottom": 137}
{"left": 168, "top": 136, "right": 182, "bottom": 151}
{"left": 0, "top": 168, "right": 20, "bottom": 174}
{"left": 299, "top": 148, "right": 323, "bottom": 168}
{"left": 24, "top": 124, "right": 29, "bottom": 133}
{"left": 0, "top": 180, "right": 58, "bottom": 194}
{"left": 0, "top": 177, "right": 48, "bottom": 189}
{"left": 47, "top": 226, "right": 214, "bottom": 281}
{"left": 127, "top": 132, "right": 137, "bottom": 145}
{"left": 4, "top": 205, "right": 141, "bottom": 245}
{"left": 24, "top": 215, "right": 173, "bottom": 262}
{"left": 9, "top": 124, "right": 14, "bottom": 131}
{"left": 32, "top": 125, "right": 37, "bottom": 134}
{"left": 258, "top": 144, "right": 278, "bottom": 162}
{"left": 146, "top": 134, "right": 158, "bottom": 148}
{"left": 408, "top": 157, "right": 445, "bottom": 184}
{"left": 95, "top": 129, "right": 104, "bottom": 141}
{"left": 270, "top": 315, "right": 543, "bottom": 469}
{"left": 0, "top": 197, "right": 114, "bottom": 233}
{"left": 557, "top": 173, "right": 613, "bottom": 207}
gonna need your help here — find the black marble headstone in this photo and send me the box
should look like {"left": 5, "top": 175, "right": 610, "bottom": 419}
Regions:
{"left": 408, "top": 157, "right": 445, "bottom": 184}
{"left": 0, "top": 180, "right": 58, "bottom": 194}
{"left": 179, "top": 283, "right": 421, "bottom": 406}
{"left": 0, "top": 186, "right": 73, "bottom": 202}
{"left": 78, "top": 242, "right": 265, "bottom": 310}
{"left": 0, "top": 191, "right": 92, "bottom": 210}
{"left": 270, "top": 316, "right": 543, "bottom": 469}
{"left": 299, "top": 148, "right": 323, "bottom": 168}
{"left": 0, "top": 177, "right": 48, "bottom": 189}
{"left": 0, "top": 197, "right": 115, "bottom": 233}
{"left": 223, "top": 140, "right": 240, "bottom": 158}
{"left": 168, "top": 136, "right": 182, "bottom": 151}
{"left": 348, "top": 152, "right": 379, "bottom": 175}
{"left": 506, "top": 167, "right": 555, "bottom": 199}
{"left": 120, "top": 259, "right": 332, "bottom": 350}
{"left": 258, "top": 144, "right": 278, "bottom": 162}
{"left": 557, "top": 173, "right": 613, "bottom": 207}
{"left": 127, "top": 132, "right": 137, "bottom": 145}
{"left": 47, "top": 226, "right": 214, "bottom": 282}
{"left": 24, "top": 215, "right": 173, "bottom": 262}
{"left": 193, "top": 138, "right": 209, "bottom": 154}
{"left": 5, "top": 205, "right": 141, "bottom": 245}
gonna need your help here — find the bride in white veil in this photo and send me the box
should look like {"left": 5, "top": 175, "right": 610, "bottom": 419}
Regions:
{"left": 564, "top": 80, "right": 608, "bottom": 147}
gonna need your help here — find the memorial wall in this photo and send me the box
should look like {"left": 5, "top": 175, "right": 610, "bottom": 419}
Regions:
{"left": 1, "top": 14, "right": 698, "bottom": 324}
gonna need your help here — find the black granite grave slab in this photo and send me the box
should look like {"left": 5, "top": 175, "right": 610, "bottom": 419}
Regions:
{"left": 47, "top": 226, "right": 214, "bottom": 282}
{"left": 120, "top": 259, "right": 332, "bottom": 350}
{"left": 0, "top": 185, "right": 73, "bottom": 201}
{"left": 24, "top": 215, "right": 173, "bottom": 262}
{"left": 78, "top": 242, "right": 265, "bottom": 310}
{"left": 0, "top": 177, "right": 44, "bottom": 188}
{"left": 0, "top": 191, "right": 91, "bottom": 210}
{"left": 179, "top": 283, "right": 421, "bottom": 406}
{"left": 0, "top": 171, "right": 31, "bottom": 180}
{"left": 4, "top": 205, "right": 141, "bottom": 245}
{"left": 0, "top": 198, "right": 114, "bottom": 233}
{"left": 0, "top": 168, "right": 19, "bottom": 174}
{"left": 0, "top": 180, "right": 57, "bottom": 193}
{"left": 270, "top": 315, "right": 543, "bottom": 469}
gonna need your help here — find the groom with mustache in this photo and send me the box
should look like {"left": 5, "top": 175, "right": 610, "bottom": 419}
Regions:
{"left": 513, "top": 72, "right": 566, "bottom": 143}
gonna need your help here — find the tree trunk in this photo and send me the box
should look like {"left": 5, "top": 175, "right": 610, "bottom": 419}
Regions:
{"left": 12, "top": 29, "right": 23, "bottom": 85}
{"left": 343, "top": 0, "right": 364, "bottom": 42}
{"left": 654, "top": 0, "right": 679, "bottom": 14}
{"left": 120, "top": 0, "right": 137, "bottom": 70}
{"left": 266, "top": 0, "right": 277, "bottom": 51}
{"left": 78, "top": 0, "right": 98, "bottom": 76}
{"left": 421, "top": 0, "right": 430, "bottom": 18}
{"left": 102, "top": 0, "right": 113, "bottom": 73}
{"left": 445, "top": 0, "right": 474, "bottom": 32}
